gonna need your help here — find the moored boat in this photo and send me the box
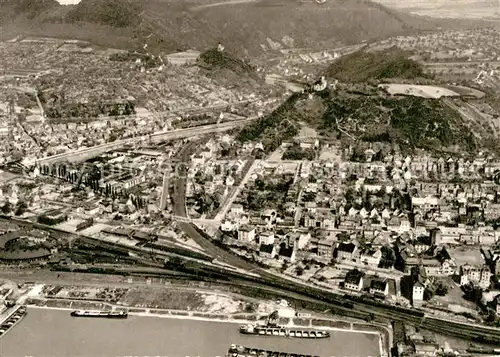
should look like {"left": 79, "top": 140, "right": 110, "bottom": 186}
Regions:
{"left": 228, "top": 344, "right": 320, "bottom": 357}
{"left": 239, "top": 324, "right": 329, "bottom": 339}
{"left": 0, "top": 306, "right": 27, "bottom": 338}
{"left": 70, "top": 310, "right": 128, "bottom": 319}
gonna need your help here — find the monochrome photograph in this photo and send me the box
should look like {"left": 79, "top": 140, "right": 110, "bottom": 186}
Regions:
{"left": 1, "top": 0, "right": 500, "bottom": 356}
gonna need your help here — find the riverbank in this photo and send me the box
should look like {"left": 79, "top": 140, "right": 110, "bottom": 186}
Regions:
{"left": 24, "top": 297, "right": 389, "bottom": 356}
{"left": 1, "top": 307, "right": 383, "bottom": 357}
{"left": 5, "top": 275, "right": 392, "bottom": 355}
{"left": 26, "top": 304, "right": 381, "bottom": 335}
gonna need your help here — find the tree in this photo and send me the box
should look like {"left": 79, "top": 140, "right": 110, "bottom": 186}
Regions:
{"left": 424, "top": 288, "right": 435, "bottom": 301}
{"left": 1, "top": 202, "right": 11, "bottom": 214}
{"left": 486, "top": 310, "right": 497, "bottom": 323}
{"left": 435, "top": 282, "right": 449, "bottom": 296}
{"left": 244, "top": 303, "right": 257, "bottom": 313}
{"left": 296, "top": 266, "right": 304, "bottom": 276}
{"left": 463, "top": 284, "right": 483, "bottom": 304}
{"left": 14, "top": 201, "right": 27, "bottom": 216}
{"left": 379, "top": 246, "right": 396, "bottom": 269}
{"left": 281, "top": 261, "right": 289, "bottom": 273}
{"left": 365, "top": 313, "right": 375, "bottom": 323}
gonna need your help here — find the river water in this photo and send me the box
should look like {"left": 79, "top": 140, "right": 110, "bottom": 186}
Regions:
{"left": 0, "top": 308, "right": 380, "bottom": 357}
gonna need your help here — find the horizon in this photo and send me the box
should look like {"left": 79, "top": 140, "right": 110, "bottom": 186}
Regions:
{"left": 55, "top": 0, "right": 82, "bottom": 4}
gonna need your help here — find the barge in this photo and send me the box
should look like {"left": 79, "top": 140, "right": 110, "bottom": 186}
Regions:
{"left": 228, "top": 344, "right": 320, "bottom": 357}
{"left": 239, "top": 324, "right": 329, "bottom": 339}
{"left": 70, "top": 310, "right": 128, "bottom": 319}
{"left": 0, "top": 305, "right": 27, "bottom": 338}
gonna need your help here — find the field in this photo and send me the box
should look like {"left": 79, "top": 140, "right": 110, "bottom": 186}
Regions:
{"left": 379, "top": 84, "right": 461, "bottom": 98}
{"left": 447, "top": 246, "right": 486, "bottom": 266}
{"left": 120, "top": 287, "right": 205, "bottom": 310}
{"left": 442, "top": 85, "right": 485, "bottom": 98}
{"left": 370, "top": 0, "right": 500, "bottom": 19}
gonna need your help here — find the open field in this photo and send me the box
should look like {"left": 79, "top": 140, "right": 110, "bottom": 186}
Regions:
{"left": 379, "top": 84, "right": 461, "bottom": 98}
{"left": 442, "top": 85, "right": 485, "bottom": 98}
{"left": 370, "top": 0, "right": 500, "bottom": 19}
{"left": 119, "top": 287, "right": 205, "bottom": 310}
{"left": 447, "top": 246, "right": 485, "bottom": 266}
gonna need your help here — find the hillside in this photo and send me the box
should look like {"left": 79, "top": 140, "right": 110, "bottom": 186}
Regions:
{"left": 199, "top": 48, "right": 255, "bottom": 75}
{"left": 238, "top": 44, "right": 493, "bottom": 155}
{"left": 0, "top": 0, "right": 484, "bottom": 54}
{"left": 326, "top": 47, "right": 427, "bottom": 83}
{"left": 319, "top": 90, "right": 476, "bottom": 151}
{"left": 0, "top": 0, "right": 59, "bottom": 23}
{"left": 238, "top": 85, "right": 484, "bottom": 154}
{"left": 197, "top": 47, "right": 260, "bottom": 85}
{"left": 65, "top": 0, "right": 143, "bottom": 28}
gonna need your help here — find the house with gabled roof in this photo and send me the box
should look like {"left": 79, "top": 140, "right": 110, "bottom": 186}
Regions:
{"left": 259, "top": 244, "right": 276, "bottom": 259}
{"left": 336, "top": 242, "right": 358, "bottom": 261}
{"left": 344, "top": 269, "right": 364, "bottom": 291}
{"left": 279, "top": 242, "right": 296, "bottom": 263}
{"left": 369, "top": 278, "right": 389, "bottom": 297}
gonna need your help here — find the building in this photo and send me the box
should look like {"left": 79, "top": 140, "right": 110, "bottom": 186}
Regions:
{"left": 238, "top": 225, "right": 256, "bottom": 243}
{"left": 166, "top": 50, "right": 201, "bottom": 65}
{"left": 220, "top": 220, "right": 237, "bottom": 232}
{"left": 0, "top": 231, "right": 22, "bottom": 250}
{"left": 132, "top": 230, "right": 158, "bottom": 242}
{"left": 336, "top": 242, "right": 358, "bottom": 261}
{"left": 258, "top": 231, "right": 275, "bottom": 245}
{"left": 297, "top": 232, "right": 311, "bottom": 250}
{"left": 412, "top": 266, "right": 429, "bottom": 306}
{"left": 0, "top": 248, "right": 52, "bottom": 264}
{"left": 413, "top": 341, "right": 439, "bottom": 356}
{"left": 458, "top": 264, "right": 492, "bottom": 288}
{"left": 317, "top": 239, "right": 335, "bottom": 258}
{"left": 344, "top": 270, "right": 364, "bottom": 291}
{"left": 279, "top": 243, "right": 296, "bottom": 263}
{"left": 494, "top": 295, "right": 500, "bottom": 316}
{"left": 230, "top": 204, "right": 245, "bottom": 215}
{"left": 359, "top": 248, "right": 382, "bottom": 268}
{"left": 259, "top": 244, "right": 276, "bottom": 259}
{"left": 412, "top": 282, "right": 425, "bottom": 305}
{"left": 369, "top": 278, "right": 389, "bottom": 297}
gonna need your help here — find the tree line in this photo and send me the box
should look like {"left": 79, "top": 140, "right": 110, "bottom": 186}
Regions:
{"left": 37, "top": 164, "right": 147, "bottom": 209}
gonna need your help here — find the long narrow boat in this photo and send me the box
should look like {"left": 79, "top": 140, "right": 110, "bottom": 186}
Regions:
{"left": 229, "top": 344, "right": 320, "bottom": 357}
{"left": 239, "top": 324, "right": 329, "bottom": 339}
{"left": 0, "top": 305, "right": 27, "bottom": 338}
{"left": 70, "top": 310, "right": 128, "bottom": 319}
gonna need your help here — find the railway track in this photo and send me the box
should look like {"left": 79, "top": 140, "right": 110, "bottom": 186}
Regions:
{"left": 80, "top": 261, "right": 500, "bottom": 345}
{"left": 168, "top": 141, "right": 500, "bottom": 344}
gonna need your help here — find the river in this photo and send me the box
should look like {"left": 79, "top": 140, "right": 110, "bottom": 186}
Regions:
{"left": 0, "top": 308, "right": 380, "bottom": 357}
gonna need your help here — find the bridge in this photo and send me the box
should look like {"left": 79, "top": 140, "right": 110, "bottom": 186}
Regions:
{"left": 35, "top": 118, "right": 256, "bottom": 165}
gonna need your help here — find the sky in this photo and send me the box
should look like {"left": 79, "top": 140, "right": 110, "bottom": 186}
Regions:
{"left": 55, "top": 0, "right": 82, "bottom": 4}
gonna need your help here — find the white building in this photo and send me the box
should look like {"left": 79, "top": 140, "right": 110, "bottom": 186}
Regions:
{"left": 238, "top": 225, "right": 256, "bottom": 243}
{"left": 258, "top": 231, "right": 275, "bottom": 245}
{"left": 412, "top": 282, "right": 425, "bottom": 304}
{"left": 459, "top": 264, "right": 492, "bottom": 289}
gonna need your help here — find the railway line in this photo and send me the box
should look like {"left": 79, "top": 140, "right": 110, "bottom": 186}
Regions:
{"left": 167, "top": 140, "right": 500, "bottom": 344}
{"left": 4, "top": 131, "right": 500, "bottom": 347}
{"left": 4, "top": 211, "right": 500, "bottom": 344}
{"left": 74, "top": 258, "right": 500, "bottom": 346}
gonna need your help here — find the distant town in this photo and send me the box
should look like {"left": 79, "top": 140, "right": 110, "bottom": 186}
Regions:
{"left": 3, "top": 20, "right": 500, "bottom": 357}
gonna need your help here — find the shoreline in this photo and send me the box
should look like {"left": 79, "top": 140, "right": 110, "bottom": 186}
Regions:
{"left": 3, "top": 306, "right": 385, "bottom": 357}
{"left": 26, "top": 304, "right": 383, "bottom": 336}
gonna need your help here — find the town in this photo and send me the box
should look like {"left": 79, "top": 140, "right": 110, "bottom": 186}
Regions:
{"left": 2, "top": 9, "right": 500, "bottom": 357}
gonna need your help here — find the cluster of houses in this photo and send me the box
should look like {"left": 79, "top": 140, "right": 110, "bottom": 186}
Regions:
{"left": 218, "top": 151, "right": 500, "bottom": 310}
{"left": 188, "top": 138, "right": 250, "bottom": 195}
